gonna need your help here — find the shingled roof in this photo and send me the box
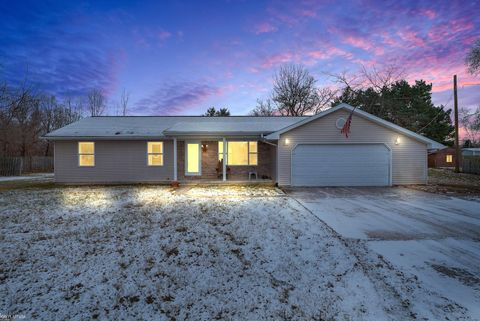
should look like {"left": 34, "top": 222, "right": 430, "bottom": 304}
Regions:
{"left": 44, "top": 116, "right": 308, "bottom": 140}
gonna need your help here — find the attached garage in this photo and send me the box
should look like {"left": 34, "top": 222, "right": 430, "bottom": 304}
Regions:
{"left": 291, "top": 144, "right": 391, "bottom": 186}
{"left": 267, "top": 103, "right": 445, "bottom": 187}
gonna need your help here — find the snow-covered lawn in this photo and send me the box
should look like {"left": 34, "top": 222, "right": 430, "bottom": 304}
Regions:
{"left": 0, "top": 185, "right": 475, "bottom": 320}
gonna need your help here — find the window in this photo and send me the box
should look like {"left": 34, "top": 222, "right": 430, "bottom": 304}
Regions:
{"left": 147, "top": 142, "right": 163, "bottom": 166}
{"left": 248, "top": 141, "right": 258, "bottom": 165}
{"left": 78, "top": 142, "right": 95, "bottom": 166}
{"left": 446, "top": 154, "right": 453, "bottom": 163}
{"left": 218, "top": 141, "right": 258, "bottom": 165}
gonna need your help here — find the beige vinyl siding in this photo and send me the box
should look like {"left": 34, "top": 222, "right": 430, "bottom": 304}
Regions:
{"left": 54, "top": 140, "right": 174, "bottom": 183}
{"left": 277, "top": 109, "right": 427, "bottom": 186}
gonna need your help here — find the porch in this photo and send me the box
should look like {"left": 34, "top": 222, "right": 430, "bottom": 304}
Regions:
{"left": 170, "top": 138, "right": 276, "bottom": 182}
{"left": 175, "top": 179, "right": 274, "bottom": 186}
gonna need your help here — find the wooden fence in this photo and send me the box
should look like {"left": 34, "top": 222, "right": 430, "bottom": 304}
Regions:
{"left": 0, "top": 156, "right": 54, "bottom": 176}
{"left": 462, "top": 156, "right": 480, "bottom": 175}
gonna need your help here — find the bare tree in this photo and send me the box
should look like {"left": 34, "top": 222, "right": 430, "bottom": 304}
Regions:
{"left": 0, "top": 82, "right": 37, "bottom": 156}
{"left": 328, "top": 64, "right": 404, "bottom": 93}
{"left": 327, "top": 63, "right": 405, "bottom": 116}
{"left": 64, "top": 97, "right": 84, "bottom": 122}
{"left": 250, "top": 99, "right": 277, "bottom": 116}
{"left": 0, "top": 77, "right": 85, "bottom": 157}
{"left": 11, "top": 92, "right": 43, "bottom": 157}
{"left": 460, "top": 107, "right": 480, "bottom": 145}
{"left": 40, "top": 96, "right": 83, "bottom": 155}
{"left": 272, "top": 64, "right": 320, "bottom": 116}
{"left": 119, "top": 88, "right": 129, "bottom": 116}
{"left": 87, "top": 89, "right": 106, "bottom": 116}
{"left": 250, "top": 64, "right": 337, "bottom": 116}
{"left": 466, "top": 39, "right": 480, "bottom": 75}
{"left": 314, "top": 87, "right": 338, "bottom": 114}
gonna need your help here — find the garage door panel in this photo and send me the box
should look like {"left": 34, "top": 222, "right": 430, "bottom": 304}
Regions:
{"left": 292, "top": 144, "right": 390, "bottom": 186}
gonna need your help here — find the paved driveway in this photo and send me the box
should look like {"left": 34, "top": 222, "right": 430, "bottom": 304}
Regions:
{"left": 287, "top": 187, "right": 480, "bottom": 318}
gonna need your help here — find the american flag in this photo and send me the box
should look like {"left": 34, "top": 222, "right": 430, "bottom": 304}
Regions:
{"left": 340, "top": 107, "right": 357, "bottom": 138}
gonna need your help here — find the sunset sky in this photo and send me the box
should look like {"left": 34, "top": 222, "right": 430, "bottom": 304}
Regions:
{"left": 1, "top": 0, "right": 479, "bottom": 115}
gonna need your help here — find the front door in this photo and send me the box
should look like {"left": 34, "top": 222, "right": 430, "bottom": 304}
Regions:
{"left": 185, "top": 142, "right": 201, "bottom": 176}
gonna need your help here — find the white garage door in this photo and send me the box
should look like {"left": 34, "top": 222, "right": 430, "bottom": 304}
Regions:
{"left": 292, "top": 144, "right": 390, "bottom": 186}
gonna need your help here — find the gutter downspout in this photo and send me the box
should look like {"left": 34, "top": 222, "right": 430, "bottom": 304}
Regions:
{"left": 260, "top": 134, "right": 277, "bottom": 147}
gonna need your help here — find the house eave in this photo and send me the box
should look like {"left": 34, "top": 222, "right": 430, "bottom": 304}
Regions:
{"left": 42, "top": 135, "right": 169, "bottom": 141}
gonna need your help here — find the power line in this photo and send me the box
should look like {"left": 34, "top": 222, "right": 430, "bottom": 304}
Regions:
{"left": 416, "top": 92, "right": 453, "bottom": 134}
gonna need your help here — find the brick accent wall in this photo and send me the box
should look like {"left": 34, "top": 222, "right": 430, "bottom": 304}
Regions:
{"left": 428, "top": 147, "right": 458, "bottom": 168}
{"left": 176, "top": 140, "right": 274, "bottom": 181}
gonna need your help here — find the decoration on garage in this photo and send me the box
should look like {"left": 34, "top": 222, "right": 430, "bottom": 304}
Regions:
{"left": 340, "top": 106, "right": 358, "bottom": 138}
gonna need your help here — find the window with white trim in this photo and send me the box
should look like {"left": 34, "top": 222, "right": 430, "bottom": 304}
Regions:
{"left": 218, "top": 141, "right": 258, "bottom": 165}
{"left": 78, "top": 142, "right": 95, "bottom": 166}
{"left": 147, "top": 142, "right": 164, "bottom": 166}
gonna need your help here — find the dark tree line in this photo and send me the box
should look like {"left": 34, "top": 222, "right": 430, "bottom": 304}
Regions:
{"left": 0, "top": 72, "right": 132, "bottom": 157}
{"left": 204, "top": 107, "right": 230, "bottom": 116}
{"left": 0, "top": 83, "right": 83, "bottom": 157}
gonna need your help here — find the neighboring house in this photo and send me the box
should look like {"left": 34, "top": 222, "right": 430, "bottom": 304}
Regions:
{"left": 462, "top": 148, "right": 480, "bottom": 156}
{"left": 44, "top": 103, "right": 444, "bottom": 186}
{"left": 428, "top": 147, "right": 457, "bottom": 168}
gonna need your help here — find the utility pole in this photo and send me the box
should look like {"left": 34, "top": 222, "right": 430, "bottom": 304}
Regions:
{"left": 453, "top": 75, "right": 460, "bottom": 173}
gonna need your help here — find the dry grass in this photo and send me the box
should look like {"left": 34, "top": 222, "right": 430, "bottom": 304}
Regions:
{"left": 407, "top": 168, "right": 480, "bottom": 197}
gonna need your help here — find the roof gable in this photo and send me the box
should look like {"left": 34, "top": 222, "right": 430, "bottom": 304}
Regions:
{"left": 265, "top": 103, "right": 445, "bottom": 150}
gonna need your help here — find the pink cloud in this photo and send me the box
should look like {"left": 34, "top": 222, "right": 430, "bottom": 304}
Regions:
{"left": 260, "top": 52, "right": 294, "bottom": 69}
{"left": 418, "top": 8, "right": 437, "bottom": 19}
{"left": 403, "top": 59, "right": 477, "bottom": 92}
{"left": 373, "top": 47, "right": 385, "bottom": 56}
{"left": 158, "top": 30, "right": 171, "bottom": 41}
{"left": 397, "top": 30, "right": 426, "bottom": 47}
{"left": 254, "top": 22, "right": 277, "bottom": 34}
{"left": 134, "top": 81, "right": 226, "bottom": 115}
{"left": 428, "top": 19, "right": 474, "bottom": 42}
{"left": 265, "top": 1, "right": 321, "bottom": 27}
{"left": 344, "top": 36, "right": 372, "bottom": 51}
{"left": 298, "top": 9, "right": 316, "bottom": 17}
{"left": 380, "top": 33, "right": 400, "bottom": 47}
{"left": 307, "top": 46, "right": 354, "bottom": 60}
{"left": 342, "top": 35, "right": 384, "bottom": 56}
{"left": 306, "top": 51, "right": 329, "bottom": 59}
{"left": 132, "top": 27, "right": 172, "bottom": 48}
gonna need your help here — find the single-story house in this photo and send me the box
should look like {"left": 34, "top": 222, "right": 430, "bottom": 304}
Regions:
{"left": 44, "top": 103, "right": 444, "bottom": 186}
{"left": 428, "top": 147, "right": 457, "bottom": 168}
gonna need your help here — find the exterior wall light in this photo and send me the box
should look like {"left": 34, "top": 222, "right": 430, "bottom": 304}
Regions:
{"left": 395, "top": 137, "right": 400, "bottom": 145}
{"left": 285, "top": 138, "right": 290, "bottom": 145}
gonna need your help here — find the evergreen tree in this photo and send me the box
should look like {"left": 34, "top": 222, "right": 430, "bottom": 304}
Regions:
{"left": 334, "top": 80, "right": 454, "bottom": 145}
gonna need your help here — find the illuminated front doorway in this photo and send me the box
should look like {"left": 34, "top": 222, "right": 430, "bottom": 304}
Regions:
{"left": 185, "top": 142, "right": 201, "bottom": 176}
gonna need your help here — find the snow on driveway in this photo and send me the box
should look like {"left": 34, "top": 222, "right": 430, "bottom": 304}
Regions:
{"left": 0, "top": 185, "right": 426, "bottom": 321}
{"left": 288, "top": 187, "right": 480, "bottom": 320}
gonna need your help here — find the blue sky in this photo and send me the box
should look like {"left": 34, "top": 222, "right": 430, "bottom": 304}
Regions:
{"left": 0, "top": 0, "right": 479, "bottom": 115}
